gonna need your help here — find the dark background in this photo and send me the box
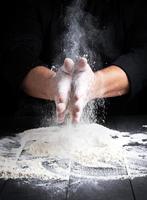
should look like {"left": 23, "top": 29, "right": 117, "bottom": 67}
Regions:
{"left": 0, "top": 0, "right": 147, "bottom": 131}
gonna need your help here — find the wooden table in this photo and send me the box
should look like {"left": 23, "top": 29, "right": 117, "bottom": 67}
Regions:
{"left": 0, "top": 115, "right": 147, "bottom": 200}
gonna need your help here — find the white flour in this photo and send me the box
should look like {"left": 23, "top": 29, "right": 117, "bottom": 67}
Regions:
{"left": 26, "top": 124, "right": 123, "bottom": 167}
{"left": 0, "top": 123, "right": 147, "bottom": 181}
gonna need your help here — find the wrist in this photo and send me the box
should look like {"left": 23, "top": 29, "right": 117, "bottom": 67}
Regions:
{"left": 91, "top": 70, "right": 104, "bottom": 99}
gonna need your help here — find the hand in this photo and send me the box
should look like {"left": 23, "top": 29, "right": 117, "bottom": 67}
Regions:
{"left": 22, "top": 58, "right": 74, "bottom": 123}
{"left": 69, "top": 57, "right": 129, "bottom": 123}
{"left": 70, "top": 57, "right": 97, "bottom": 123}
{"left": 52, "top": 58, "right": 74, "bottom": 123}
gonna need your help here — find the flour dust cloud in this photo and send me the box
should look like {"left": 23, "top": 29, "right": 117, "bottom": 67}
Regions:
{"left": 62, "top": 0, "right": 106, "bottom": 123}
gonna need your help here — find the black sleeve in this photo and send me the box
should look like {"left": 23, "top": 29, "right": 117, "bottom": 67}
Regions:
{"left": 112, "top": 1, "right": 147, "bottom": 99}
{"left": 2, "top": 0, "right": 51, "bottom": 95}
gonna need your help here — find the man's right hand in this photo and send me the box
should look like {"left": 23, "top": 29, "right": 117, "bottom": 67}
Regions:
{"left": 22, "top": 58, "right": 74, "bottom": 123}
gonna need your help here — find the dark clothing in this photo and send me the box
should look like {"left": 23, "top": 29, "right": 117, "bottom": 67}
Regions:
{"left": 1, "top": 0, "right": 147, "bottom": 121}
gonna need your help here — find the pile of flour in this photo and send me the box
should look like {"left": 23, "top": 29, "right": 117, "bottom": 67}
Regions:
{"left": 26, "top": 124, "right": 124, "bottom": 168}
{"left": 0, "top": 123, "right": 126, "bottom": 180}
{"left": 0, "top": 123, "right": 147, "bottom": 181}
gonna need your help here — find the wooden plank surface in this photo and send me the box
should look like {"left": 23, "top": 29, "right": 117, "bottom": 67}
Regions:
{"left": 0, "top": 180, "right": 7, "bottom": 199}
{"left": 0, "top": 179, "right": 68, "bottom": 200}
{"left": 131, "top": 176, "right": 147, "bottom": 200}
{"left": 0, "top": 178, "right": 135, "bottom": 200}
{"left": 67, "top": 177, "right": 134, "bottom": 200}
{"left": 65, "top": 157, "right": 134, "bottom": 200}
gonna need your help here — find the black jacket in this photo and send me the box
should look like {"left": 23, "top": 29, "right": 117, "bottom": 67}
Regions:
{"left": 1, "top": 0, "right": 147, "bottom": 118}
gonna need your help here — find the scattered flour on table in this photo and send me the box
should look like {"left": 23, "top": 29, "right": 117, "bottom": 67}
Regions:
{"left": 0, "top": 123, "right": 147, "bottom": 181}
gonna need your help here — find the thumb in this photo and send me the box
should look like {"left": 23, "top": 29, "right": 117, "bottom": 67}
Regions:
{"left": 61, "top": 58, "right": 74, "bottom": 75}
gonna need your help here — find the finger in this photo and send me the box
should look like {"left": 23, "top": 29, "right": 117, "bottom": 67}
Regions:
{"left": 56, "top": 103, "right": 66, "bottom": 114}
{"left": 72, "top": 112, "right": 81, "bottom": 124}
{"left": 57, "top": 61, "right": 73, "bottom": 102}
{"left": 72, "top": 106, "right": 83, "bottom": 124}
{"left": 57, "top": 111, "right": 66, "bottom": 124}
{"left": 75, "top": 57, "right": 88, "bottom": 72}
{"left": 73, "top": 98, "right": 85, "bottom": 113}
{"left": 55, "top": 95, "right": 65, "bottom": 104}
{"left": 71, "top": 98, "right": 85, "bottom": 123}
{"left": 62, "top": 58, "right": 74, "bottom": 75}
{"left": 55, "top": 95, "right": 68, "bottom": 123}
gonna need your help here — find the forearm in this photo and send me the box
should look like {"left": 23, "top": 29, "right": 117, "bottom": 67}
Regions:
{"left": 22, "top": 66, "right": 56, "bottom": 100}
{"left": 94, "top": 65, "right": 130, "bottom": 98}
{"left": 22, "top": 58, "right": 74, "bottom": 102}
